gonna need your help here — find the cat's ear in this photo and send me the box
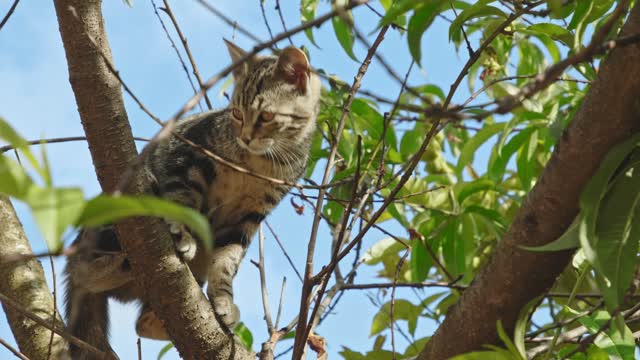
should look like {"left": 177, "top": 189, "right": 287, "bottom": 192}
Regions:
{"left": 276, "top": 47, "right": 310, "bottom": 94}
{"left": 224, "top": 39, "right": 253, "bottom": 80}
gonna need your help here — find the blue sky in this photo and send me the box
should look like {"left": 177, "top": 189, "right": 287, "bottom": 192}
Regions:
{"left": 0, "top": 1, "right": 477, "bottom": 358}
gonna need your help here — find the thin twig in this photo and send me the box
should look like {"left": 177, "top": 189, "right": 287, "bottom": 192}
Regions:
{"left": 0, "top": 0, "right": 20, "bottom": 31}
{"left": 448, "top": 0, "right": 474, "bottom": 57}
{"left": 390, "top": 249, "right": 410, "bottom": 360}
{"left": 292, "top": 24, "right": 390, "bottom": 359}
{"left": 149, "top": 0, "right": 202, "bottom": 112}
{"left": 0, "top": 338, "right": 29, "bottom": 360}
{"left": 258, "top": 0, "right": 276, "bottom": 43}
{"left": 274, "top": 0, "right": 293, "bottom": 45}
{"left": 264, "top": 221, "right": 303, "bottom": 282}
{"left": 257, "top": 225, "right": 274, "bottom": 332}
{"left": 275, "top": 277, "right": 286, "bottom": 329}
{"left": 160, "top": 0, "right": 213, "bottom": 109}
{"left": 0, "top": 136, "right": 150, "bottom": 153}
{"left": 195, "top": 0, "right": 264, "bottom": 44}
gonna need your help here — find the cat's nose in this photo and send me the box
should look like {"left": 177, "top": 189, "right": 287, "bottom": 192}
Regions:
{"left": 240, "top": 135, "right": 252, "bottom": 145}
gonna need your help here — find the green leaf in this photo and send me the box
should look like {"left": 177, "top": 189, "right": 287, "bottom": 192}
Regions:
{"left": 578, "top": 135, "right": 640, "bottom": 300}
{"left": 370, "top": 299, "right": 421, "bottom": 336}
{"left": 442, "top": 219, "right": 464, "bottom": 276}
{"left": 568, "top": 0, "right": 594, "bottom": 50}
{"left": 590, "top": 158, "right": 640, "bottom": 310}
{"left": 301, "top": 0, "right": 320, "bottom": 46}
{"left": 407, "top": 1, "right": 446, "bottom": 64}
{"left": 516, "top": 129, "right": 539, "bottom": 191}
{"left": 488, "top": 126, "right": 538, "bottom": 182}
{"left": 514, "top": 297, "right": 541, "bottom": 358}
{"left": 495, "top": 320, "right": 524, "bottom": 359}
{"left": 332, "top": 14, "right": 357, "bottom": 61}
{"left": 410, "top": 238, "right": 431, "bottom": 282}
{"left": 351, "top": 98, "right": 395, "bottom": 147}
{"left": 546, "top": 0, "right": 575, "bottom": 19}
{"left": 340, "top": 347, "right": 367, "bottom": 360}
{"left": 26, "top": 187, "right": 85, "bottom": 250}
{"left": 0, "top": 155, "right": 35, "bottom": 199}
{"left": 521, "top": 218, "right": 579, "bottom": 252}
{"left": 77, "top": 195, "right": 213, "bottom": 249}
{"left": 463, "top": 205, "right": 506, "bottom": 229}
{"left": 234, "top": 322, "right": 253, "bottom": 350}
{"left": 457, "top": 178, "right": 495, "bottom": 205}
{"left": 457, "top": 123, "right": 506, "bottom": 173}
{"left": 525, "top": 23, "right": 574, "bottom": 48}
{"left": 122, "top": 0, "right": 133, "bottom": 6}
{"left": 579, "top": 311, "right": 635, "bottom": 359}
{"left": 449, "top": 1, "right": 506, "bottom": 44}
{"left": 157, "top": 342, "right": 174, "bottom": 360}
{"left": 0, "top": 118, "right": 46, "bottom": 182}
{"left": 361, "top": 237, "right": 407, "bottom": 265}
{"left": 380, "top": 0, "right": 423, "bottom": 26}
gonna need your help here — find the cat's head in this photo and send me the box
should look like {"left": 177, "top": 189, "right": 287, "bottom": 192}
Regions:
{"left": 224, "top": 40, "right": 321, "bottom": 156}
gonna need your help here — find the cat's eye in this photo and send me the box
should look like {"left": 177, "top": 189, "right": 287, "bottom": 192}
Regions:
{"left": 231, "top": 108, "right": 243, "bottom": 121}
{"left": 261, "top": 111, "right": 275, "bottom": 122}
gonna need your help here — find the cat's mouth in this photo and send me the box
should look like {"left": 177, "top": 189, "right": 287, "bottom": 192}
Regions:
{"left": 236, "top": 137, "right": 274, "bottom": 155}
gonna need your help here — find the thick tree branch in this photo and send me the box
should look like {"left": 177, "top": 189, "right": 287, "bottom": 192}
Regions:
{"left": 420, "top": 3, "right": 640, "bottom": 359}
{"left": 0, "top": 196, "right": 69, "bottom": 359}
{"left": 53, "top": 0, "right": 251, "bottom": 358}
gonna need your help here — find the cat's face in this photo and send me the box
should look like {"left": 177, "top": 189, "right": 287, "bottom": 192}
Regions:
{"left": 225, "top": 41, "right": 321, "bottom": 156}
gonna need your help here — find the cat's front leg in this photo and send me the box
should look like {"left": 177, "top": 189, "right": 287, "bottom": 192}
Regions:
{"left": 207, "top": 240, "right": 245, "bottom": 328}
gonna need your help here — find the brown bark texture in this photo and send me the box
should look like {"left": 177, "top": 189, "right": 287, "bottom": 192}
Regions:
{"left": 0, "top": 196, "right": 69, "bottom": 359}
{"left": 420, "top": 5, "right": 640, "bottom": 359}
{"left": 53, "top": 0, "right": 252, "bottom": 358}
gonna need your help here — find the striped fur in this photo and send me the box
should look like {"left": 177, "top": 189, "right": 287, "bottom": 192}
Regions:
{"left": 64, "top": 42, "right": 321, "bottom": 358}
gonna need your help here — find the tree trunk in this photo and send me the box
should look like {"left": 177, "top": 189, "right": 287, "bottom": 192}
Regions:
{"left": 53, "top": 0, "right": 252, "bottom": 358}
{"left": 0, "top": 196, "right": 69, "bottom": 359}
{"left": 420, "top": 4, "right": 640, "bottom": 359}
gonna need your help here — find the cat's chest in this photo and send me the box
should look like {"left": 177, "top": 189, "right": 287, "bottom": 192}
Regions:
{"left": 206, "top": 160, "right": 277, "bottom": 228}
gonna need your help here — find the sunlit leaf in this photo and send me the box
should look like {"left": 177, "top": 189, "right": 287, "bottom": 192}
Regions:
{"left": 370, "top": 299, "right": 421, "bottom": 336}
{"left": 77, "top": 195, "right": 213, "bottom": 249}
{"left": 457, "top": 123, "right": 506, "bottom": 173}
{"left": 332, "top": 12, "right": 357, "bottom": 61}
{"left": 301, "top": 0, "right": 320, "bottom": 46}
{"left": 449, "top": 0, "right": 506, "bottom": 44}
{"left": 26, "top": 186, "right": 85, "bottom": 250}
{"left": 407, "top": 0, "right": 446, "bottom": 64}
{"left": 157, "top": 342, "right": 174, "bottom": 360}
{"left": 234, "top": 322, "right": 253, "bottom": 351}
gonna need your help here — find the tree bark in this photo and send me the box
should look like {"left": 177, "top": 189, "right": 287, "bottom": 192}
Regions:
{"left": 420, "top": 4, "right": 640, "bottom": 359}
{"left": 53, "top": 0, "right": 252, "bottom": 358}
{"left": 0, "top": 196, "right": 69, "bottom": 359}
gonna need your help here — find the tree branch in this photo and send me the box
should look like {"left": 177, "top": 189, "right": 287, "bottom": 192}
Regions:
{"left": 419, "top": 2, "right": 640, "bottom": 358}
{"left": 52, "top": 0, "right": 251, "bottom": 358}
{"left": 0, "top": 196, "right": 69, "bottom": 359}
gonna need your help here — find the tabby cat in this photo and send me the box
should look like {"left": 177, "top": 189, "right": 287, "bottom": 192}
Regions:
{"left": 64, "top": 40, "right": 321, "bottom": 359}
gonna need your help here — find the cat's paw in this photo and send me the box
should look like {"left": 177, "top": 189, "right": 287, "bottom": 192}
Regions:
{"left": 81, "top": 253, "right": 134, "bottom": 293}
{"left": 212, "top": 296, "right": 240, "bottom": 328}
{"left": 168, "top": 221, "right": 197, "bottom": 261}
{"left": 135, "top": 307, "right": 170, "bottom": 340}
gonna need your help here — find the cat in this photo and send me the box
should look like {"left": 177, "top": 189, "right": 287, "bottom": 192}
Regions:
{"left": 64, "top": 40, "right": 321, "bottom": 359}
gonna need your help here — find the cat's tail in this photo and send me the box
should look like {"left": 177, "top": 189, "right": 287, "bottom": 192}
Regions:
{"left": 64, "top": 286, "right": 114, "bottom": 359}
{"left": 64, "top": 230, "right": 119, "bottom": 360}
